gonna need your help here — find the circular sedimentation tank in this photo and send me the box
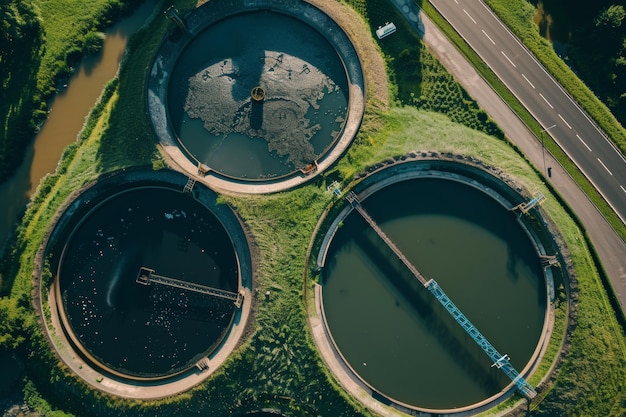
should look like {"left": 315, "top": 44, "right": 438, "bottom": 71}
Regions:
{"left": 148, "top": 0, "right": 364, "bottom": 193}
{"left": 314, "top": 159, "right": 554, "bottom": 414}
{"left": 45, "top": 169, "right": 252, "bottom": 388}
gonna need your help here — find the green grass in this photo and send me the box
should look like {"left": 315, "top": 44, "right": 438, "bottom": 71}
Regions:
{"left": 33, "top": 0, "right": 140, "bottom": 96}
{"left": 346, "top": 0, "right": 504, "bottom": 139}
{"left": 0, "top": 0, "right": 624, "bottom": 415}
{"left": 0, "top": 0, "right": 140, "bottom": 183}
{"left": 418, "top": 0, "right": 626, "bottom": 244}
{"left": 0, "top": 1, "right": 42, "bottom": 181}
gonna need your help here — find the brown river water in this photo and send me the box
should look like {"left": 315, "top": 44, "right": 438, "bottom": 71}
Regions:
{"left": 0, "top": 2, "right": 154, "bottom": 254}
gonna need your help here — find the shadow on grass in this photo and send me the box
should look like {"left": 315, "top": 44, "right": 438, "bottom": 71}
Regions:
{"left": 94, "top": 4, "right": 171, "bottom": 174}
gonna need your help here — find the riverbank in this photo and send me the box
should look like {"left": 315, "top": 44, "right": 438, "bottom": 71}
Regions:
{"left": 0, "top": 1, "right": 154, "bottom": 264}
{"left": 0, "top": 0, "right": 145, "bottom": 185}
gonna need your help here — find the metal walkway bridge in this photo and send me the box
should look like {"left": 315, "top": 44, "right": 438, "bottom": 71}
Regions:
{"left": 136, "top": 267, "right": 244, "bottom": 308}
{"left": 345, "top": 192, "right": 537, "bottom": 399}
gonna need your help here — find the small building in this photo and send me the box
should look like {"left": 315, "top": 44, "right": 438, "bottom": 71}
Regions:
{"left": 376, "top": 22, "right": 396, "bottom": 39}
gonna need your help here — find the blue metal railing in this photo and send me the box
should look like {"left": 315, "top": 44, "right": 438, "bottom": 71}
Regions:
{"left": 347, "top": 191, "right": 537, "bottom": 399}
{"left": 425, "top": 279, "right": 537, "bottom": 398}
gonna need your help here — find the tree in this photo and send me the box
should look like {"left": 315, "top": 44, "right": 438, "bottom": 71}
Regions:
{"left": 594, "top": 5, "right": 626, "bottom": 30}
{"left": 0, "top": 0, "right": 44, "bottom": 181}
{"left": 0, "top": 296, "right": 27, "bottom": 351}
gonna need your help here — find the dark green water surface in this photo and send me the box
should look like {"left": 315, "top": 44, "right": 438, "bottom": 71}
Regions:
{"left": 322, "top": 178, "right": 546, "bottom": 409}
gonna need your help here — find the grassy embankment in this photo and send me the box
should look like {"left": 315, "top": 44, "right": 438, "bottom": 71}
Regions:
{"left": 0, "top": 0, "right": 140, "bottom": 183}
{"left": 418, "top": 0, "right": 626, "bottom": 244}
{"left": 1, "top": 0, "right": 624, "bottom": 416}
{"left": 32, "top": 0, "right": 140, "bottom": 97}
{"left": 0, "top": 1, "right": 41, "bottom": 181}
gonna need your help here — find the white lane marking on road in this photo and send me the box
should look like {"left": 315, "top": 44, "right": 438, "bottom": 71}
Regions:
{"left": 576, "top": 134, "right": 592, "bottom": 152}
{"left": 522, "top": 73, "right": 535, "bottom": 89}
{"left": 482, "top": 29, "right": 495, "bottom": 45}
{"left": 454, "top": 0, "right": 458, "bottom": 3}
{"left": 621, "top": 185, "right": 626, "bottom": 194}
{"left": 539, "top": 93, "right": 553, "bottom": 109}
{"left": 597, "top": 158, "right": 613, "bottom": 175}
{"left": 463, "top": 9, "right": 477, "bottom": 24}
{"left": 501, "top": 51, "right": 516, "bottom": 68}
{"left": 477, "top": 0, "right": 626, "bottom": 167}
{"left": 558, "top": 114, "right": 572, "bottom": 129}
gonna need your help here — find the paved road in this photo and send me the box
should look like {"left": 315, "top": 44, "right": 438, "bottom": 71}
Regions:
{"left": 389, "top": 0, "right": 626, "bottom": 313}
{"left": 429, "top": 0, "right": 626, "bottom": 225}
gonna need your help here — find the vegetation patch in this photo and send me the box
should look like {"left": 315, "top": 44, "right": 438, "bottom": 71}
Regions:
{"left": 345, "top": 0, "right": 504, "bottom": 139}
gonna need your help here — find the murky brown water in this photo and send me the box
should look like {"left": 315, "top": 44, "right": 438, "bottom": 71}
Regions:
{"left": 0, "top": 2, "right": 154, "bottom": 253}
{"left": 532, "top": 0, "right": 576, "bottom": 44}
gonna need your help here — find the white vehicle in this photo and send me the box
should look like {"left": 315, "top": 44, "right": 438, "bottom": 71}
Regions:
{"left": 376, "top": 22, "right": 396, "bottom": 39}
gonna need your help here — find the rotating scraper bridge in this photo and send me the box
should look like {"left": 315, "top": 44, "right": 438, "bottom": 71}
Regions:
{"left": 136, "top": 267, "right": 244, "bottom": 308}
{"left": 344, "top": 191, "right": 537, "bottom": 399}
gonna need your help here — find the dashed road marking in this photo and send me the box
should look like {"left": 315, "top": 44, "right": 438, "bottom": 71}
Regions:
{"left": 501, "top": 51, "right": 516, "bottom": 68}
{"left": 463, "top": 9, "right": 477, "bottom": 24}
{"left": 482, "top": 29, "right": 495, "bottom": 45}
{"left": 621, "top": 185, "right": 626, "bottom": 194}
{"left": 539, "top": 93, "right": 553, "bottom": 109}
{"left": 576, "top": 134, "right": 592, "bottom": 152}
{"left": 558, "top": 114, "right": 572, "bottom": 129}
{"left": 522, "top": 73, "right": 535, "bottom": 89}
{"left": 598, "top": 158, "right": 613, "bottom": 175}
